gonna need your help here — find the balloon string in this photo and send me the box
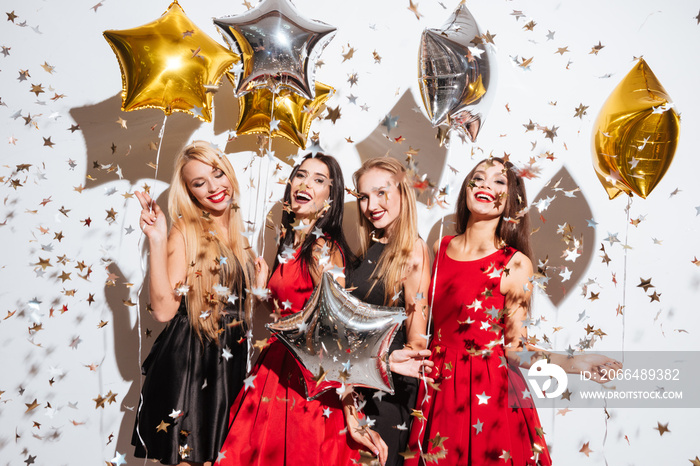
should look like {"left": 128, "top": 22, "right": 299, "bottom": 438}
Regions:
{"left": 622, "top": 195, "right": 631, "bottom": 365}
{"left": 259, "top": 91, "right": 276, "bottom": 257}
{"left": 416, "top": 215, "right": 444, "bottom": 461}
{"left": 134, "top": 112, "right": 168, "bottom": 461}
{"left": 150, "top": 114, "right": 168, "bottom": 206}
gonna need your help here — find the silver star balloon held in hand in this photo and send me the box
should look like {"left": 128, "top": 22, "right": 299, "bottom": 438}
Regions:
{"left": 418, "top": 2, "right": 497, "bottom": 142}
{"left": 266, "top": 272, "right": 406, "bottom": 401}
{"left": 214, "top": 0, "right": 336, "bottom": 99}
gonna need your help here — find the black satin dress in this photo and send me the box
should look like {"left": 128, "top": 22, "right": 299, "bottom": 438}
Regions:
{"left": 131, "top": 297, "right": 247, "bottom": 465}
{"left": 347, "top": 242, "right": 419, "bottom": 466}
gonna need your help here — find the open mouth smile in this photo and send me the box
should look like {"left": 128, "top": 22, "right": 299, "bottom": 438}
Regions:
{"left": 208, "top": 190, "right": 227, "bottom": 203}
{"left": 474, "top": 191, "right": 495, "bottom": 202}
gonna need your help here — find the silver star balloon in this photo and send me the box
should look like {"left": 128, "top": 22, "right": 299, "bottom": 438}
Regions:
{"left": 418, "top": 2, "right": 497, "bottom": 142}
{"left": 266, "top": 272, "right": 406, "bottom": 400}
{"left": 214, "top": 0, "right": 336, "bottom": 99}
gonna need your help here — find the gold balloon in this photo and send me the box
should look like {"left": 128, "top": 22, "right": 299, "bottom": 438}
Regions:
{"left": 103, "top": 1, "right": 239, "bottom": 122}
{"left": 592, "top": 58, "right": 680, "bottom": 199}
{"left": 234, "top": 79, "right": 333, "bottom": 148}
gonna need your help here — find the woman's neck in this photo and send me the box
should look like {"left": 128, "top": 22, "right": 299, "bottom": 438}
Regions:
{"left": 459, "top": 216, "right": 499, "bottom": 254}
{"left": 293, "top": 217, "right": 316, "bottom": 246}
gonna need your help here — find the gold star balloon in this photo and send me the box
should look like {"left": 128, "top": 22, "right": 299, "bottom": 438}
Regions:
{"left": 592, "top": 58, "right": 680, "bottom": 199}
{"left": 103, "top": 1, "right": 239, "bottom": 122}
{"left": 234, "top": 80, "right": 334, "bottom": 149}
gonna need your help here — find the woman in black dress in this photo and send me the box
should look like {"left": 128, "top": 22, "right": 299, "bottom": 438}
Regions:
{"left": 132, "top": 141, "right": 259, "bottom": 465}
{"left": 346, "top": 157, "right": 432, "bottom": 465}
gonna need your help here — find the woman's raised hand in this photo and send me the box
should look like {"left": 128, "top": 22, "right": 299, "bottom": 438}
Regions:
{"left": 135, "top": 191, "right": 167, "bottom": 243}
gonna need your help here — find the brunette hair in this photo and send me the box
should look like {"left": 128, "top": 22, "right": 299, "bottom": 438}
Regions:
{"left": 455, "top": 157, "right": 532, "bottom": 259}
{"left": 272, "top": 154, "right": 353, "bottom": 277}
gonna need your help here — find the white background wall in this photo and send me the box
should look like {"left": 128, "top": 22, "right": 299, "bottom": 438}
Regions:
{"left": 1, "top": 1, "right": 699, "bottom": 465}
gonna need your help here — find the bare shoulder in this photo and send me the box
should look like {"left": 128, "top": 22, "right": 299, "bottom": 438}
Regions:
{"left": 501, "top": 250, "right": 533, "bottom": 297}
{"left": 507, "top": 250, "right": 533, "bottom": 276}
{"left": 432, "top": 237, "right": 442, "bottom": 256}
{"left": 412, "top": 237, "right": 429, "bottom": 260}
{"left": 406, "top": 237, "right": 429, "bottom": 271}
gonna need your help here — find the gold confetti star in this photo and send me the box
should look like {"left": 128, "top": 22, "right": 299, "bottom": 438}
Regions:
{"left": 407, "top": 0, "right": 423, "bottom": 20}
{"left": 574, "top": 104, "right": 588, "bottom": 118}
{"left": 637, "top": 277, "right": 654, "bottom": 292}
{"left": 106, "top": 208, "right": 117, "bottom": 222}
{"left": 519, "top": 56, "right": 534, "bottom": 68}
{"left": 579, "top": 441, "right": 593, "bottom": 457}
{"left": 40, "top": 62, "right": 55, "bottom": 74}
{"left": 23, "top": 399, "right": 40, "bottom": 414}
{"left": 654, "top": 421, "right": 670, "bottom": 436}
{"left": 480, "top": 31, "right": 496, "bottom": 44}
{"left": 325, "top": 106, "right": 341, "bottom": 124}
{"left": 590, "top": 41, "right": 605, "bottom": 55}
{"left": 35, "top": 257, "right": 52, "bottom": 270}
{"left": 43, "top": 137, "right": 55, "bottom": 148}
{"left": 30, "top": 83, "right": 45, "bottom": 96}
{"left": 429, "top": 432, "right": 448, "bottom": 449}
{"left": 341, "top": 44, "right": 355, "bottom": 62}
{"left": 93, "top": 395, "right": 106, "bottom": 409}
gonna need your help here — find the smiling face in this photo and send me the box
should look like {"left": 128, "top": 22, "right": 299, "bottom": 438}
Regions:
{"left": 289, "top": 157, "right": 332, "bottom": 220}
{"left": 357, "top": 167, "right": 401, "bottom": 235}
{"left": 182, "top": 159, "right": 233, "bottom": 216}
{"left": 465, "top": 160, "right": 508, "bottom": 218}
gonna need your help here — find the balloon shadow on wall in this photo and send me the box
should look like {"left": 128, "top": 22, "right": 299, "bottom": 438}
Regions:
{"left": 529, "top": 166, "right": 595, "bottom": 307}
{"left": 69, "top": 93, "right": 203, "bottom": 190}
{"left": 105, "top": 262, "right": 165, "bottom": 464}
{"left": 355, "top": 90, "right": 447, "bottom": 205}
{"left": 343, "top": 199, "right": 362, "bottom": 255}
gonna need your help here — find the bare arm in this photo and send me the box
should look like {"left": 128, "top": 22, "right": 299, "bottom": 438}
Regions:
{"left": 402, "top": 238, "right": 430, "bottom": 351}
{"left": 308, "top": 238, "right": 346, "bottom": 288}
{"left": 501, "top": 252, "right": 622, "bottom": 381}
{"left": 136, "top": 191, "right": 186, "bottom": 323}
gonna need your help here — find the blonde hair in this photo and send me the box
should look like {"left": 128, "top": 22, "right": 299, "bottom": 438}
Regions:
{"left": 353, "top": 157, "right": 418, "bottom": 305}
{"left": 167, "top": 141, "right": 253, "bottom": 341}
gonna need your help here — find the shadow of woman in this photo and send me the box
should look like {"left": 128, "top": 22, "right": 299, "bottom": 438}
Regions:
{"left": 104, "top": 258, "right": 166, "bottom": 463}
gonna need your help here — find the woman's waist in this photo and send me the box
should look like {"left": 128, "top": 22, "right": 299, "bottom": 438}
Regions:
{"left": 429, "top": 336, "right": 506, "bottom": 356}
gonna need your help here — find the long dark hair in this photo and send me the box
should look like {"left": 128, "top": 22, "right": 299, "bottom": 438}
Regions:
{"left": 272, "top": 153, "right": 353, "bottom": 277}
{"left": 455, "top": 157, "right": 532, "bottom": 259}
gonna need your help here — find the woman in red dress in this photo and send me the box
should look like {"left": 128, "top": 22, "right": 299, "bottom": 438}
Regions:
{"left": 406, "top": 157, "right": 621, "bottom": 465}
{"left": 218, "top": 154, "right": 389, "bottom": 465}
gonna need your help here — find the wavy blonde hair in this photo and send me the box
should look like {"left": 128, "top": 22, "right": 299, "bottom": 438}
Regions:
{"left": 353, "top": 157, "right": 418, "bottom": 305}
{"left": 167, "top": 141, "right": 253, "bottom": 342}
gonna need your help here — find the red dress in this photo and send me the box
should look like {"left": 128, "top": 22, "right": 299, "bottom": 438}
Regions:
{"left": 405, "top": 236, "right": 552, "bottom": 466}
{"left": 218, "top": 248, "right": 361, "bottom": 465}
